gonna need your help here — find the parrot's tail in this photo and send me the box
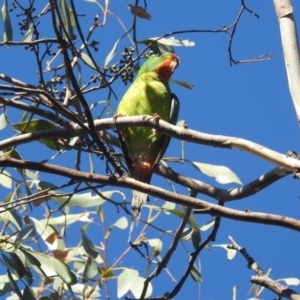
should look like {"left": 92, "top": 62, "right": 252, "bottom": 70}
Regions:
{"left": 128, "top": 190, "right": 148, "bottom": 242}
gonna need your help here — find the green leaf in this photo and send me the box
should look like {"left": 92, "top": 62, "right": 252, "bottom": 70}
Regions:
{"left": 8, "top": 208, "right": 23, "bottom": 231}
{"left": 130, "top": 276, "right": 152, "bottom": 298}
{"left": 0, "top": 170, "right": 12, "bottom": 189}
{"left": 200, "top": 219, "right": 215, "bottom": 231}
{"left": 139, "top": 38, "right": 173, "bottom": 54}
{"left": 70, "top": 283, "right": 101, "bottom": 298}
{"left": 191, "top": 161, "right": 242, "bottom": 185}
{"left": 38, "top": 181, "right": 57, "bottom": 190}
{"left": 13, "top": 119, "right": 64, "bottom": 151}
{"left": 162, "top": 201, "right": 176, "bottom": 214}
{"left": 19, "top": 247, "right": 53, "bottom": 278}
{"left": 164, "top": 209, "right": 185, "bottom": 218}
{"left": 139, "top": 37, "right": 195, "bottom": 54}
{"left": 58, "top": 0, "right": 75, "bottom": 40}
{"left": 23, "top": 24, "right": 33, "bottom": 42}
{"left": 10, "top": 251, "right": 33, "bottom": 284}
{"left": 117, "top": 269, "right": 139, "bottom": 298}
{"left": 1, "top": 0, "right": 12, "bottom": 42}
{"left": 113, "top": 216, "right": 128, "bottom": 229}
{"left": 7, "top": 268, "right": 22, "bottom": 299}
{"left": 51, "top": 191, "right": 118, "bottom": 207}
{"left": 0, "top": 281, "right": 13, "bottom": 296}
{"left": 40, "top": 213, "right": 91, "bottom": 227}
{"left": 0, "top": 112, "right": 7, "bottom": 130}
{"left": 9, "top": 149, "right": 27, "bottom": 189}
{"left": 82, "top": 255, "right": 98, "bottom": 283}
{"left": 15, "top": 225, "right": 36, "bottom": 249}
{"left": 81, "top": 229, "right": 99, "bottom": 259}
{"left": 29, "top": 217, "right": 58, "bottom": 249}
{"left": 156, "top": 37, "right": 195, "bottom": 47}
{"left": 191, "top": 229, "right": 201, "bottom": 250}
{"left": 23, "top": 285, "right": 38, "bottom": 300}
{"left": 14, "top": 119, "right": 57, "bottom": 132}
{"left": 190, "top": 263, "right": 202, "bottom": 282}
{"left": 170, "top": 79, "right": 194, "bottom": 89}
{"left": 81, "top": 52, "right": 98, "bottom": 70}
{"left": 85, "top": 0, "right": 105, "bottom": 13}
{"left": 104, "top": 38, "right": 121, "bottom": 67}
{"left": 176, "top": 120, "right": 188, "bottom": 128}
{"left": 147, "top": 238, "right": 162, "bottom": 256}
{"left": 52, "top": 257, "right": 76, "bottom": 285}
{"left": 212, "top": 244, "right": 237, "bottom": 260}
{"left": 277, "top": 278, "right": 300, "bottom": 286}
{"left": 105, "top": 216, "right": 128, "bottom": 239}
{"left": 3, "top": 252, "right": 25, "bottom": 278}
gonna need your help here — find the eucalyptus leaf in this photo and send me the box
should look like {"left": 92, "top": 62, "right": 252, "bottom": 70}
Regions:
{"left": 190, "top": 263, "right": 202, "bottom": 282}
{"left": 191, "top": 161, "right": 242, "bottom": 185}
{"left": 104, "top": 38, "right": 121, "bottom": 67}
{"left": 0, "top": 170, "right": 12, "bottom": 189}
{"left": 156, "top": 37, "right": 195, "bottom": 47}
{"left": 200, "top": 219, "right": 215, "bottom": 231}
{"left": 81, "top": 52, "right": 98, "bottom": 70}
{"left": 170, "top": 79, "right": 194, "bottom": 89}
{"left": 82, "top": 255, "right": 98, "bottom": 283}
{"left": 52, "top": 257, "right": 76, "bottom": 285}
{"left": 139, "top": 37, "right": 195, "bottom": 54}
{"left": 1, "top": 0, "right": 12, "bottom": 42}
{"left": 7, "top": 268, "right": 22, "bottom": 299}
{"left": 113, "top": 216, "right": 128, "bottom": 229}
{"left": 58, "top": 0, "right": 75, "bottom": 39}
{"left": 277, "top": 277, "right": 300, "bottom": 286}
{"left": 15, "top": 225, "right": 36, "bottom": 249}
{"left": 130, "top": 276, "right": 152, "bottom": 298}
{"left": 162, "top": 201, "right": 176, "bottom": 214}
{"left": 23, "top": 285, "right": 38, "bottom": 300}
{"left": 147, "top": 238, "right": 162, "bottom": 256}
{"left": 81, "top": 229, "right": 99, "bottom": 259}
{"left": 23, "top": 24, "right": 33, "bottom": 42}
{"left": 51, "top": 191, "right": 118, "bottom": 207}
{"left": 117, "top": 269, "right": 138, "bottom": 298}
{"left": 0, "top": 112, "right": 7, "bottom": 130}
{"left": 105, "top": 216, "right": 128, "bottom": 239}
{"left": 176, "top": 120, "right": 188, "bottom": 128}
{"left": 212, "top": 244, "right": 237, "bottom": 260}
{"left": 13, "top": 119, "right": 64, "bottom": 151}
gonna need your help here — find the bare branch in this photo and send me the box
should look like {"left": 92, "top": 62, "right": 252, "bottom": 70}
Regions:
{"left": 228, "top": 236, "right": 300, "bottom": 299}
{"left": 0, "top": 115, "right": 299, "bottom": 172}
{"left": 1, "top": 157, "right": 300, "bottom": 233}
{"left": 157, "top": 164, "right": 291, "bottom": 202}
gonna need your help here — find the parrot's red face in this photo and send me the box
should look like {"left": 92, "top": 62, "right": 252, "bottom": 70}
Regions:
{"left": 157, "top": 53, "right": 180, "bottom": 80}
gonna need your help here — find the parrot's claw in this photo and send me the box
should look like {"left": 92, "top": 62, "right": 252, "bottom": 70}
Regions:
{"left": 152, "top": 113, "right": 161, "bottom": 123}
{"left": 113, "top": 113, "right": 124, "bottom": 121}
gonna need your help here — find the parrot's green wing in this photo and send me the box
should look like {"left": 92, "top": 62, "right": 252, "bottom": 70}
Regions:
{"left": 150, "top": 93, "right": 180, "bottom": 175}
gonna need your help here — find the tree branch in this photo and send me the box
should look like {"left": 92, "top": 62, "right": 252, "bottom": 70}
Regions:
{"left": 273, "top": 0, "right": 300, "bottom": 123}
{"left": 228, "top": 236, "right": 300, "bottom": 299}
{"left": 1, "top": 157, "right": 300, "bottom": 233}
{"left": 0, "top": 115, "right": 299, "bottom": 172}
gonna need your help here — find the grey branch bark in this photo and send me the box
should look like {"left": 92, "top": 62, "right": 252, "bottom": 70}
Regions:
{"left": 273, "top": 0, "right": 300, "bottom": 123}
{"left": 228, "top": 236, "right": 300, "bottom": 299}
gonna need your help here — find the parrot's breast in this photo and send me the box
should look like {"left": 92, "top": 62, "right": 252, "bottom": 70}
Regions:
{"left": 117, "top": 72, "right": 172, "bottom": 182}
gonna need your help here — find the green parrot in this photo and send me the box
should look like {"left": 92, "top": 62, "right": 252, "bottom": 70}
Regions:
{"left": 116, "top": 52, "right": 180, "bottom": 229}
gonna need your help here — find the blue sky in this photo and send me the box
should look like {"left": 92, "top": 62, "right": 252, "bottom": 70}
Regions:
{"left": 1, "top": 1, "right": 300, "bottom": 299}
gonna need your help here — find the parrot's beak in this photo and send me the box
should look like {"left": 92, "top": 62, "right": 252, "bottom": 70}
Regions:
{"left": 169, "top": 58, "right": 179, "bottom": 72}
